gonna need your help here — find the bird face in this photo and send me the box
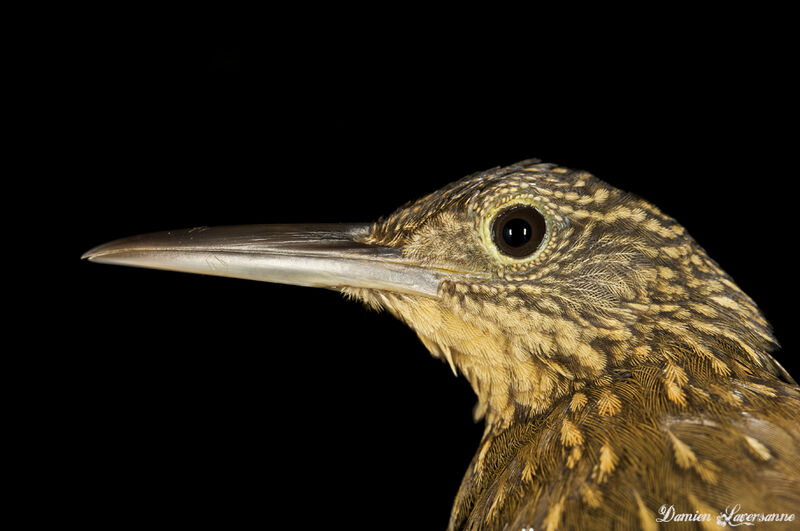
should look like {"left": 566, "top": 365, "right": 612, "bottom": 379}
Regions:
{"left": 352, "top": 160, "right": 778, "bottom": 425}
{"left": 84, "top": 159, "right": 780, "bottom": 428}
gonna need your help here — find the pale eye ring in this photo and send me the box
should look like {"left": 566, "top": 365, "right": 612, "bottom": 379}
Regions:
{"left": 491, "top": 205, "right": 546, "bottom": 258}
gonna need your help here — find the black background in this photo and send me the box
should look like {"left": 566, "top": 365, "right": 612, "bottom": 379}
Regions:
{"left": 60, "top": 24, "right": 797, "bottom": 529}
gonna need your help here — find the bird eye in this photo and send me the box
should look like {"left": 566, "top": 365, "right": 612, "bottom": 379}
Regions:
{"left": 491, "top": 205, "right": 546, "bottom": 258}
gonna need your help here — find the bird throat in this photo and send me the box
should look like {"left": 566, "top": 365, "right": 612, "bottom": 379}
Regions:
{"left": 343, "top": 278, "right": 784, "bottom": 434}
{"left": 342, "top": 287, "right": 598, "bottom": 429}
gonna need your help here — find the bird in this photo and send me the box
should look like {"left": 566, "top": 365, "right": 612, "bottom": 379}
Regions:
{"left": 84, "top": 159, "right": 800, "bottom": 530}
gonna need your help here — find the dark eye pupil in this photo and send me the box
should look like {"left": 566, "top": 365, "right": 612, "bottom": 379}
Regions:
{"left": 492, "top": 205, "right": 546, "bottom": 258}
{"left": 502, "top": 218, "right": 532, "bottom": 247}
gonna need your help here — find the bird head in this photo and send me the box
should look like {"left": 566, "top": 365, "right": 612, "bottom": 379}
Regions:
{"left": 84, "top": 159, "right": 781, "bottom": 429}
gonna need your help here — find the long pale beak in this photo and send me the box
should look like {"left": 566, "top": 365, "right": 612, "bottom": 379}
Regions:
{"left": 82, "top": 224, "right": 441, "bottom": 297}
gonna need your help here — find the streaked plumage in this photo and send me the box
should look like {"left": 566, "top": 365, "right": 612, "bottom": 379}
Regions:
{"left": 85, "top": 159, "right": 800, "bottom": 530}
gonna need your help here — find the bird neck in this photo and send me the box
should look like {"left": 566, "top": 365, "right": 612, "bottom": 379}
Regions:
{"left": 342, "top": 284, "right": 783, "bottom": 432}
{"left": 457, "top": 334, "right": 786, "bottom": 435}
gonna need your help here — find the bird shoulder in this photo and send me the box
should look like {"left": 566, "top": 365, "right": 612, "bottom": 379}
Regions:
{"left": 448, "top": 355, "right": 800, "bottom": 530}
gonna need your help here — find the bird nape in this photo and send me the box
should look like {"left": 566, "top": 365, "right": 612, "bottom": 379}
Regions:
{"left": 84, "top": 159, "right": 799, "bottom": 530}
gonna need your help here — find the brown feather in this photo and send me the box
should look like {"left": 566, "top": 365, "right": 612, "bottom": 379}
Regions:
{"left": 342, "top": 159, "right": 800, "bottom": 530}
